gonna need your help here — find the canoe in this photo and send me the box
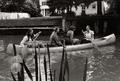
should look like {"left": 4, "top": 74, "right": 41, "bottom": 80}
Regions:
{"left": 7, "top": 34, "right": 116, "bottom": 55}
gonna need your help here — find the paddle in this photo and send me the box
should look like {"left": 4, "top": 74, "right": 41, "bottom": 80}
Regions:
{"left": 33, "top": 31, "right": 42, "bottom": 40}
{"left": 82, "top": 30, "right": 101, "bottom": 52}
{"left": 90, "top": 39, "right": 101, "bottom": 52}
{"left": 29, "top": 31, "right": 42, "bottom": 48}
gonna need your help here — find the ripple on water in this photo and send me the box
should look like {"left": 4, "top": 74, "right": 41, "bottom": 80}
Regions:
{"left": 0, "top": 35, "right": 119, "bottom": 81}
{"left": 86, "top": 45, "right": 120, "bottom": 81}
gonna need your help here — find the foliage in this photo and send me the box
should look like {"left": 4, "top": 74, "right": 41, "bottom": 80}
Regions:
{"left": 0, "top": 0, "right": 25, "bottom": 12}
{"left": 21, "top": 1, "right": 42, "bottom": 17}
{"left": 0, "top": 0, "right": 42, "bottom": 17}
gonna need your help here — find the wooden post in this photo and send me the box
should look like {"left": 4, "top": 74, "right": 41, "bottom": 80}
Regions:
{"left": 103, "top": 21, "right": 107, "bottom": 34}
{"left": 62, "top": 17, "right": 66, "bottom": 31}
{"left": 94, "top": 21, "right": 99, "bottom": 34}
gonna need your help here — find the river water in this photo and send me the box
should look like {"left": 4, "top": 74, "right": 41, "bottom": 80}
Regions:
{"left": 0, "top": 35, "right": 120, "bottom": 81}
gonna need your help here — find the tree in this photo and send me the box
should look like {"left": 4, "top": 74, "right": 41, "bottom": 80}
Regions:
{"left": 21, "top": 0, "right": 42, "bottom": 17}
{"left": 0, "top": 0, "right": 26, "bottom": 12}
{"left": 0, "top": 0, "right": 42, "bottom": 17}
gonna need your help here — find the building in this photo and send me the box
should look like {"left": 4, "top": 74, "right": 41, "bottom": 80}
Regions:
{"left": 39, "top": 0, "right": 50, "bottom": 16}
{"left": 72, "top": 1, "right": 110, "bottom": 16}
{"left": 39, "top": 0, "right": 110, "bottom": 16}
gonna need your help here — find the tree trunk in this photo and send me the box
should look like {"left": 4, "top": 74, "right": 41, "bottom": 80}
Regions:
{"left": 97, "top": 0, "right": 102, "bottom": 15}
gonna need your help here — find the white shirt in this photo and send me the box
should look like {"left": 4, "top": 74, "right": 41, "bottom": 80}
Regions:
{"left": 20, "top": 35, "right": 32, "bottom": 47}
{"left": 84, "top": 30, "right": 94, "bottom": 40}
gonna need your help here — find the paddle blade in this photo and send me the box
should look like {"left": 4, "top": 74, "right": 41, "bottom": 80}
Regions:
{"left": 91, "top": 41, "right": 101, "bottom": 53}
{"left": 23, "top": 60, "right": 33, "bottom": 81}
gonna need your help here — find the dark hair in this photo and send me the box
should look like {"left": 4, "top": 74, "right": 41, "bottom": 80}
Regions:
{"left": 69, "top": 25, "right": 75, "bottom": 30}
{"left": 26, "top": 29, "right": 34, "bottom": 40}
{"left": 26, "top": 28, "right": 32, "bottom": 34}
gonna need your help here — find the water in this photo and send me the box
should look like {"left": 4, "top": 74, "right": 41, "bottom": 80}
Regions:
{"left": 0, "top": 35, "right": 120, "bottom": 81}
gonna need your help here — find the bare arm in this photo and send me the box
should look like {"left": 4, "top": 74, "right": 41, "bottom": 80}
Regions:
{"left": 91, "top": 31, "right": 94, "bottom": 40}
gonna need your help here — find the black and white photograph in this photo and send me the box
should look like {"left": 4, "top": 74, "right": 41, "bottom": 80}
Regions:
{"left": 0, "top": 0, "right": 119, "bottom": 81}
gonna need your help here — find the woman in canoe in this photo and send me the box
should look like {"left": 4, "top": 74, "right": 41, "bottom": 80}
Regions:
{"left": 81, "top": 25, "right": 94, "bottom": 44}
{"left": 65, "top": 25, "right": 79, "bottom": 45}
{"left": 20, "top": 28, "right": 42, "bottom": 47}
{"left": 49, "top": 27, "right": 62, "bottom": 46}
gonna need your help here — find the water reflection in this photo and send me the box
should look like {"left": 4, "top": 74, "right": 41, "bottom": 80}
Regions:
{"left": 49, "top": 45, "right": 116, "bottom": 81}
{"left": 86, "top": 45, "right": 120, "bottom": 81}
{"left": 0, "top": 35, "right": 119, "bottom": 81}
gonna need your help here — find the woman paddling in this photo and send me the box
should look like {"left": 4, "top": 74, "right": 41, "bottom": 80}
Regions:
{"left": 81, "top": 25, "right": 94, "bottom": 44}
{"left": 20, "top": 28, "right": 42, "bottom": 47}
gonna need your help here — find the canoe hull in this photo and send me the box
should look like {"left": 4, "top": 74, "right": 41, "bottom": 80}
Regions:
{"left": 7, "top": 34, "right": 116, "bottom": 55}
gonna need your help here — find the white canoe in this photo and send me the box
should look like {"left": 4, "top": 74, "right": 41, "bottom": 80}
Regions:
{"left": 7, "top": 34, "right": 116, "bottom": 55}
